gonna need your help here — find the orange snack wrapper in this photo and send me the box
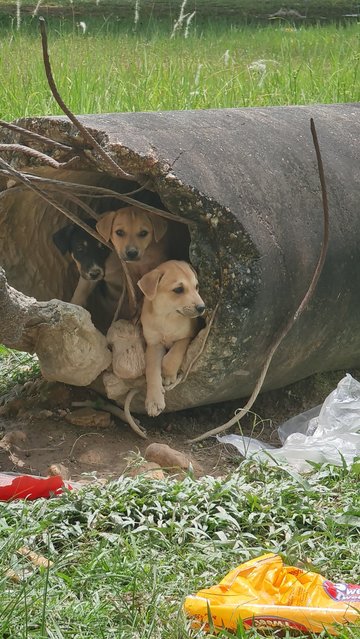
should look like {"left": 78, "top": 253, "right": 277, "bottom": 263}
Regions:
{"left": 184, "top": 553, "right": 360, "bottom": 634}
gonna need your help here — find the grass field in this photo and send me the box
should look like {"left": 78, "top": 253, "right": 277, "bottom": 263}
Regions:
{"left": 1, "top": 461, "right": 360, "bottom": 638}
{"left": 0, "top": 19, "right": 359, "bottom": 119}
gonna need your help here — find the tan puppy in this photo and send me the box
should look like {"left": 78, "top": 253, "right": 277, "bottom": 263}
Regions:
{"left": 96, "top": 206, "right": 168, "bottom": 282}
{"left": 138, "top": 260, "right": 206, "bottom": 417}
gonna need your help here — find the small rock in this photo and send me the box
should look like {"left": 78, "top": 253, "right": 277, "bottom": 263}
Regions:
{"left": 129, "top": 461, "right": 165, "bottom": 480}
{"left": 65, "top": 407, "right": 111, "bottom": 428}
{"left": 0, "top": 430, "right": 27, "bottom": 447}
{"left": 5, "top": 569, "right": 21, "bottom": 583}
{"left": 22, "top": 380, "right": 37, "bottom": 395}
{"left": 145, "top": 443, "right": 191, "bottom": 470}
{"left": 76, "top": 478, "right": 92, "bottom": 486}
{"left": 77, "top": 448, "right": 103, "bottom": 465}
{"left": 17, "top": 408, "right": 34, "bottom": 420}
{"left": 47, "top": 463, "right": 71, "bottom": 480}
{"left": 144, "top": 443, "right": 204, "bottom": 477}
{"left": 0, "top": 398, "right": 24, "bottom": 417}
{"left": 38, "top": 409, "right": 54, "bottom": 419}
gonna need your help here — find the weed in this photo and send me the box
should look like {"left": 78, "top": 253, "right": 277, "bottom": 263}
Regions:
{"left": 0, "top": 346, "right": 40, "bottom": 397}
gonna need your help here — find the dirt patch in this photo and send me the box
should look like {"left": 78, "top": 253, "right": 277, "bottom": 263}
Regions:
{"left": 0, "top": 368, "right": 357, "bottom": 482}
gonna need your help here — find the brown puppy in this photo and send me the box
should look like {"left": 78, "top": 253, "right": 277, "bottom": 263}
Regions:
{"left": 138, "top": 260, "right": 206, "bottom": 417}
{"left": 96, "top": 206, "right": 168, "bottom": 283}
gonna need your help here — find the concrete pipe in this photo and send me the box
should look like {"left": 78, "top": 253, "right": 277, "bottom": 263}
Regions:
{"left": 0, "top": 103, "right": 359, "bottom": 413}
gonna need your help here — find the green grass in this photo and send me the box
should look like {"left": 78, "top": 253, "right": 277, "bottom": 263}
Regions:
{"left": 1, "top": 461, "right": 360, "bottom": 638}
{"left": 0, "top": 346, "right": 39, "bottom": 397}
{"left": 0, "top": 20, "right": 358, "bottom": 120}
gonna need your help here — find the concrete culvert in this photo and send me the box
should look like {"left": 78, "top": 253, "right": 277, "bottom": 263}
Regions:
{"left": 0, "top": 104, "right": 359, "bottom": 418}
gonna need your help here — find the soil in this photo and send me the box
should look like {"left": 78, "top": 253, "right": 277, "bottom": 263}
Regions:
{"left": 0, "top": 367, "right": 356, "bottom": 483}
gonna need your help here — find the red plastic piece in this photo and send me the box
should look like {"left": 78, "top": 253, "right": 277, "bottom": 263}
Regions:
{"left": 0, "top": 474, "right": 71, "bottom": 501}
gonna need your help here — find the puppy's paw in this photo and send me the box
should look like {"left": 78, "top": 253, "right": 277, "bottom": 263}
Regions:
{"left": 163, "top": 372, "right": 183, "bottom": 390}
{"left": 162, "top": 357, "right": 180, "bottom": 388}
{"left": 145, "top": 392, "right": 165, "bottom": 417}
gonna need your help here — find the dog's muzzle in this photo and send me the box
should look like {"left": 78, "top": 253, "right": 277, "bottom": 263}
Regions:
{"left": 177, "top": 304, "right": 206, "bottom": 318}
{"left": 124, "top": 247, "right": 140, "bottom": 261}
{"left": 83, "top": 266, "right": 104, "bottom": 281}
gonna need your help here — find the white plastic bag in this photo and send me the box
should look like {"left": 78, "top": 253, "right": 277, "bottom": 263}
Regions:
{"left": 218, "top": 374, "right": 360, "bottom": 472}
{"left": 277, "top": 404, "right": 321, "bottom": 444}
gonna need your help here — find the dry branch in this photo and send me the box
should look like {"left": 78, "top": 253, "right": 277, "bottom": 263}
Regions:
{"left": 0, "top": 157, "right": 111, "bottom": 247}
{"left": 39, "top": 17, "right": 135, "bottom": 182}
{"left": 0, "top": 143, "right": 76, "bottom": 169}
{"left": 0, "top": 119, "right": 74, "bottom": 152}
{"left": 29, "top": 175, "right": 192, "bottom": 224}
{"left": 57, "top": 192, "right": 101, "bottom": 221}
{"left": 0, "top": 171, "right": 192, "bottom": 225}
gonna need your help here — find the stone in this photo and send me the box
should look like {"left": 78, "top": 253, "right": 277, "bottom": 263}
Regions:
{"left": 47, "top": 463, "right": 71, "bottom": 480}
{"left": 65, "top": 407, "right": 112, "bottom": 428}
{"left": 129, "top": 461, "right": 165, "bottom": 480}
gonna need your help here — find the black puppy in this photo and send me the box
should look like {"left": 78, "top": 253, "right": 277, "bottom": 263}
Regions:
{"left": 53, "top": 220, "right": 111, "bottom": 307}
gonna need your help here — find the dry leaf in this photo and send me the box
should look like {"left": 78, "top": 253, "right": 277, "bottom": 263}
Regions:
{"left": 17, "top": 546, "right": 53, "bottom": 569}
{"left": 5, "top": 568, "right": 21, "bottom": 583}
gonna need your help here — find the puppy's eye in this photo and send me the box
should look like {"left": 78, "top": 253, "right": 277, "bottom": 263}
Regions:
{"left": 116, "top": 229, "right": 125, "bottom": 237}
{"left": 173, "top": 286, "right": 184, "bottom": 294}
{"left": 138, "top": 230, "right": 149, "bottom": 238}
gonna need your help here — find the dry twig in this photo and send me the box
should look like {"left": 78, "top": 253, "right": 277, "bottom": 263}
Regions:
{"left": 31, "top": 175, "right": 192, "bottom": 224}
{"left": 189, "top": 118, "right": 330, "bottom": 443}
{"left": 0, "top": 156, "right": 111, "bottom": 246}
{"left": 39, "top": 17, "right": 135, "bottom": 182}
{"left": 0, "top": 143, "right": 78, "bottom": 169}
{"left": 0, "top": 172, "right": 192, "bottom": 227}
{"left": 0, "top": 118, "right": 74, "bottom": 152}
{"left": 68, "top": 432, "right": 104, "bottom": 461}
{"left": 0, "top": 167, "right": 192, "bottom": 225}
{"left": 17, "top": 546, "right": 53, "bottom": 569}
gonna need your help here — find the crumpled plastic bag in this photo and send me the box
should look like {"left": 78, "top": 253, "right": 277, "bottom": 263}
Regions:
{"left": 184, "top": 553, "right": 360, "bottom": 635}
{"left": 218, "top": 374, "right": 360, "bottom": 472}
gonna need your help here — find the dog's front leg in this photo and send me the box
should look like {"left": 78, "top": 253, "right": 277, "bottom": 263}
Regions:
{"left": 162, "top": 337, "right": 191, "bottom": 388}
{"left": 145, "top": 343, "right": 167, "bottom": 417}
{"left": 70, "top": 278, "right": 97, "bottom": 307}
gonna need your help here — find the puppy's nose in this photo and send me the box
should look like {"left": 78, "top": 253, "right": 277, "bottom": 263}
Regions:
{"left": 125, "top": 247, "right": 139, "bottom": 260}
{"left": 196, "top": 304, "right": 206, "bottom": 315}
{"left": 88, "top": 267, "right": 102, "bottom": 280}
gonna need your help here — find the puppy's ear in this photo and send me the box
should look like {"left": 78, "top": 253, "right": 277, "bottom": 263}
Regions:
{"left": 52, "top": 225, "right": 73, "bottom": 255}
{"left": 188, "top": 262, "right": 198, "bottom": 277}
{"left": 96, "top": 211, "right": 117, "bottom": 242}
{"left": 151, "top": 215, "right": 168, "bottom": 242}
{"left": 137, "top": 269, "right": 163, "bottom": 300}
